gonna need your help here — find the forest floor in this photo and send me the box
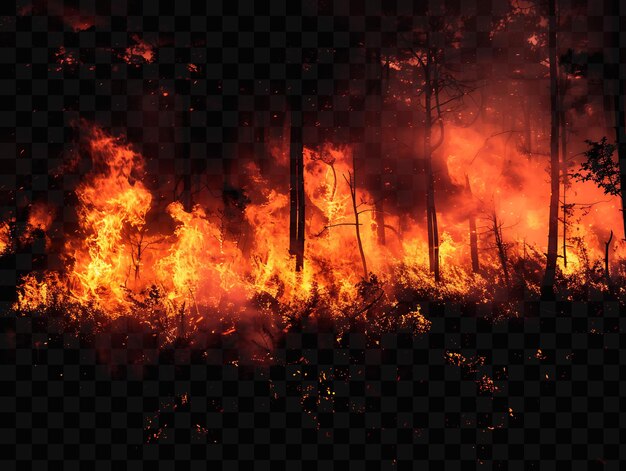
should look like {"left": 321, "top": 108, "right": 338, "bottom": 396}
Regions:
{"left": 0, "top": 299, "right": 622, "bottom": 468}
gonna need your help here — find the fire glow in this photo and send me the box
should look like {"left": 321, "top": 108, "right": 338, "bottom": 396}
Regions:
{"left": 4, "top": 0, "right": 626, "bottom": 346}
{"left": 6, "top": 117, "right": 624, "bottom": 339}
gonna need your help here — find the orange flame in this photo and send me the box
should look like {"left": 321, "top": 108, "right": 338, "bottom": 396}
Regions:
{"left": 6, "top": 120, "right": 625, "bottom": 327}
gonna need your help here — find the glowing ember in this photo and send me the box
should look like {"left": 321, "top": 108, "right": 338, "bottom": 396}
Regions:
{"left": 0, "top": 220, "right": 11, "bottom": 256}
{"left": 54, "top": 46, "right": 79, "bottom": 70}
{"left": 122, "top": 35, "right": 155, "bottom": 64}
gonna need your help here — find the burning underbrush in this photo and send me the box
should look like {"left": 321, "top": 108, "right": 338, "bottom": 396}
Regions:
{"left": 3, "top": 123, "right": 626, "bottom": 351}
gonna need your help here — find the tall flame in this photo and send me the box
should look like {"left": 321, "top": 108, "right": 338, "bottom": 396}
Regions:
{"left": 7, "top": 121, "right": 625, "bottom": 328}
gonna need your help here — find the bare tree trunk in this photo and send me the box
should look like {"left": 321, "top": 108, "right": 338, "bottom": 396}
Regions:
{"left": 465, "top": 175, "right": 480, "bottom": 274}
{"left": 288, "top": 98, "right": 305, "bottom": 272}
{"left": 180, "top": 83, "right": 192, "bottom": 212}
{"left": 615, "top": 74, "right": 626, "bottom": 241}
{"left": 492, "top": 213, "right": 510, "bottom": 291}
{"left": 605, "top": 230, "right": 613, "bottom": 280}
{"left": 367, "top": 48, "right": 386, "bottom": 246}
{"left": 605, "top": 230, "right": 614, "bottom": 297}
{"left": 431, "top": 186, "right": 440, "bottom": 280}
{"left": 133, "top": 233, "right": 145, "bottom": 281}
{"left": 562, "top": 174, "right": 567, "bottom": 268}
{"left": 375, "top": 199, "right": 386, "bottom": 246}
{"left": 346, "top": 169, "right": 368, "bottom": 279}
{"left": 616, "top": 93, "right": 626, "bottom": 240}
{"left": 560, "top": 77, "right": 568, "bottom": 268}
{"left": 541, "top": 0, "right": 560, "bottom": 298}
{"left": 603, "top": 1, "right": 626, "bottom": 239}
{"left": 289, "top": 110, "right": 297, "bottom": 256}
{"left": 424, "top": 48, "right": 440, "bottom": 282}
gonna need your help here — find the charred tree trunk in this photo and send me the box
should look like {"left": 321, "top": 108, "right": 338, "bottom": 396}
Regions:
{"left": 346, "top": 171, "right": 368, "bottom": 279}
{"left": 367, "top": 48, "right": 386, "bottom": 246}
{"left": 605, "top": 230, "right": 615, "bottom": 297}
{"left": 288, "top": 97, "right": 305, "bottom": 272}
{"left": 424, "top": 48, "right": 441, "bottom": 282}
{"left": 465, "top": 175, "right": 480, "bottom": 274}
{"left": 541, "top": 0, "right": 560, "bottom": 298}
{"left": 605, "top": 230, "right": 613, "bottom": 280}
{"left": 289, "top": 109, "right": 297, "bottom": 258}
{"left": 560, "top": 75, "right": 568, "bottom": 268}
{"left": 176, "top": 78, "right": 192, "bottom": 212}
{"left": 614, "top": 67, "right": 626, "bottom": 239}
{"left": 374, "top": 199, "right": 386, "bottom": 246}
{"left": 604, "top": 1, "right": 626, "bottom": 239}
{"left": 374, "top": 55, "right": 385, "bottom": 247}
{"left": 491, "top": 213, "right": 510, "bottom": 291}
{"left": 615, "top": 82, "right": 626, "bottom": 240}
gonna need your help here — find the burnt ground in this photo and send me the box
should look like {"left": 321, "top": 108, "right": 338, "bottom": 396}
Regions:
{"left": 0, "top": 301, "right": 623, "bottom": 470}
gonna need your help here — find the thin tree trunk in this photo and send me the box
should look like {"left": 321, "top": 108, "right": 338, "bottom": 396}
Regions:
{"left": 181, "top": 84, "right": 192, "bottom": 212}
{"left": 492, "top": 213, "right": 510, "bottom": 291}
{"left": 346, "top": 170, "right": 368, "bottom": 279}
{"left": 560, "top": 77, "right": 568, "bottom": 268}
{"left": 424, "top": 48, "right": 440, "bottom": 282}
{"left": 289, "top": 98, "right": 305, "bottom": 272}
{"left": 431, "top": 186, "right": 440, "bottom": 280}
{"left": 367, "top": 48, "right": 386, "bottom": 246}
{"left": 605, "top": 1, "right": 626, "bottom": 239}
{"left": 615, "top": 71, "right": 626, "bottom": 240}
{"left": 353, "top": 194, "right": 368, "bottom": 279}
{"left": 605, "top": 230, "right": 613, "bottom": 280}
{"left": 296, "top": 129, "right": 305, "bottom": 273}
{"left": 541, "top": 0, "right": 560, "bottom": 298}
{"left": 465, "top": 175, "right": 480, "bottom": 273}
{"left": 562, "top": 174, "right": 567, "bottom": 268}
{"left": 605, "top": 230, "right": 614, "bottom": 297}
{"left": 289, "top": 107, "right": 297, "bottom": 256}
{"left": 425, "top": 61, "right": 434, "bottom": 272}
{"left": 375, "top": 199, "right": 386, "bottom": 246}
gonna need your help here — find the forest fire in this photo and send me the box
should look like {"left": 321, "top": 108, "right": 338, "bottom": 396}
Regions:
{"left": 5, "top": 115, "right": 625, "bottom": 342}
{"left": 2, "top": 0, "right": 626, "bottom": 348}
{"left": 4, "top": 0, "right": 626, "bottom": 466}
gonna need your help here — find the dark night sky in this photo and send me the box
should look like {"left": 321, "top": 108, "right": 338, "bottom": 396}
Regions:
{"left": 0, "top": 0, "right": 623, "bottom": 224}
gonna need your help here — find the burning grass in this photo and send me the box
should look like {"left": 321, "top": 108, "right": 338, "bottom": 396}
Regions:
{"left": 3, "top": 119, "right": 618, "bottom": 447}
{"left": 3, "top": 122, "right": 626, "bottom": 349}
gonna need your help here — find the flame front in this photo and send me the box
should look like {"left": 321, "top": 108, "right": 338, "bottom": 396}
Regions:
{"left": 67, "top": 127, "right": 153, "bottom": 312}
{"left": 8, "top": 120, "right": 626, "bottom": 333}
